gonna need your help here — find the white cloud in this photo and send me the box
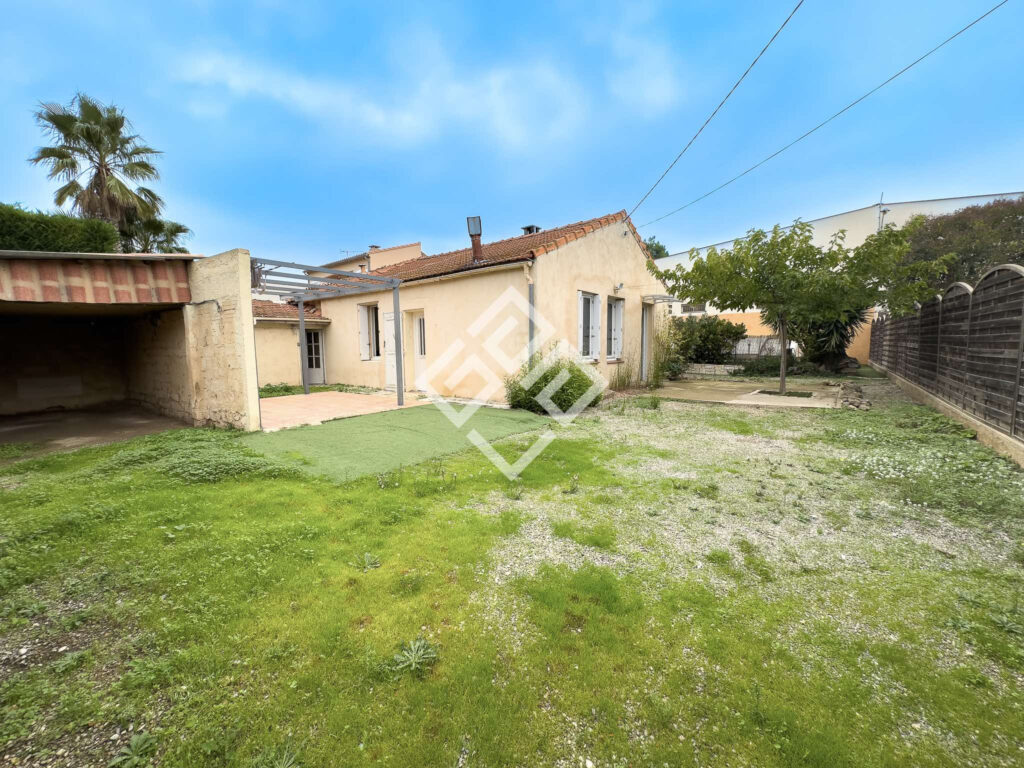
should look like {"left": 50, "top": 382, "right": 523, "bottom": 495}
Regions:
{"left": 176, "top": 48, "right": 586, "bottom": 151}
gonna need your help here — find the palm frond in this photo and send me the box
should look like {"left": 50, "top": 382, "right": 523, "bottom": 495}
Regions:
{"left": 53, "top": 180, "right": 84, "bottom": 208}
{"left": 121, "top": 161, "right": 160, "bottom": 181}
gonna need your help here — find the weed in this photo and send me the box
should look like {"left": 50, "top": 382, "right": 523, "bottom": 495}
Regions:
{"left": 391, "top": 637, "right": 438, "bottom": 676}
{"left": 351, "top": 553, "right": 381, "bottom": 572}
{"left": 108, "top": 732, "right": 157, "bottom": 767}
{"left": 562, "top": 473, "right": 581, "bottom": 494}
{"left": 255, "top": 744, "right": 304, "bottom": 768}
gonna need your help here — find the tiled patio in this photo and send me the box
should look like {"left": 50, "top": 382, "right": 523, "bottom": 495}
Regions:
{"left": 258, "top": 391, "right": 428, "bottom": 431}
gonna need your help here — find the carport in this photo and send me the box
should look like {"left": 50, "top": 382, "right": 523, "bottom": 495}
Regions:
{"left": 0, "top": 248, "right": 261, "bottom": 447}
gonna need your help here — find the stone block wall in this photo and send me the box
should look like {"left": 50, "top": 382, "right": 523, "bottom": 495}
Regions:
{"left": 184, "top": 249, "right": 261, "bottom": 430}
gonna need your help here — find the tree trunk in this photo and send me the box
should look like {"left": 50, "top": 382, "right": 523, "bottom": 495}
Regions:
{"left": 778, "top": 315, "right": 788, "bottom": 395}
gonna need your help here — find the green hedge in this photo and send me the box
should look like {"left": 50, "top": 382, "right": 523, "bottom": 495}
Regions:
{"left": 505, "top": 355, "right": 602, "bottom": 414}
{"left": 0, "top": 203, "right": 119, "bottom": 253}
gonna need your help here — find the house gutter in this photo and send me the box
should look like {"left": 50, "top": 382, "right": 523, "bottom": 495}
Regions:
{"left": 253, "top": 316, "right": 330, "bottom": 326}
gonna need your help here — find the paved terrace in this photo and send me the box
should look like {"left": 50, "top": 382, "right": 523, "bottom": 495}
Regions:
{"left": 258, "top": 391, "right": 429, "bottom": 431}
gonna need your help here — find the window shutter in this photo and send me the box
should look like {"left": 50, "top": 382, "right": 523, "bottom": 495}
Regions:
{"left": 577, "top": 291, "right": 585, "bottom": 353}
{"left": 358, "top": 305, "right": 370, "bottom": 360}
{"left": 616, "top": 300, "right": 624, "bottom": 357}
{"left": 590, "top": 295, "right": 600, "bottom": 358}
{"left": 607, "top": 302, "right": 613, "bottom": 356}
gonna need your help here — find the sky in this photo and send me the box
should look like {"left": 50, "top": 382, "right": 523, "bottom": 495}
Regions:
{"left": 1, "top": 0, "right": 1022, "bottom": 261}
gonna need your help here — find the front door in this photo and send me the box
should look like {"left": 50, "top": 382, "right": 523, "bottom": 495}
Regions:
{"left": 412, "top": 312, "right": 426, "bottom": 390}
{"left": 383, "top": 312, "right": 397, "bottom": 389}
{"left": 304, "top": 329, "right": 325, "bottom": 385}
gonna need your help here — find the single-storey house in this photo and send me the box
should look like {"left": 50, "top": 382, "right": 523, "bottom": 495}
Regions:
{"left": 252, "top": 211, "right": 668, "bottom": 400}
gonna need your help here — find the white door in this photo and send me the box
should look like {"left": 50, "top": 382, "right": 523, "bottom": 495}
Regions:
{"left": 383, "top": 312, "right": 397, "bottom": 389}
{"left": 412, "top": 312, "right": 426, "bottom": 390}
{"left": 304, "top": 329, "right": 326, "bottom": 385}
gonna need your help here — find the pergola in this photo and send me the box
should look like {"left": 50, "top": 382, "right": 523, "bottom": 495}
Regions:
{"left": 250, "top": 257, "right": 405, "bottom": 403}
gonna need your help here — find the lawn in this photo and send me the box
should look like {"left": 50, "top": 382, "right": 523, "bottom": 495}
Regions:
{"left": 2, "top": 382, "right": 1023, "bottom": 767}
{"left": 242, "top": 406, "right": 549, "bottom": 483}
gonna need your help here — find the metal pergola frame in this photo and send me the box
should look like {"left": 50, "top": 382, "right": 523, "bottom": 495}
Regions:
{"left": 251, "top": 257, "right": 405, "bottom": 403}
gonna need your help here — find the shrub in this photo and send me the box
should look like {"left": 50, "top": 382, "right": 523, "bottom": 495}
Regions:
{"left": 670, "top": 316, "right": 747, "bottom": 364}
{"left": 505, "top": 354, "right": 601, "bottom": 414}
{"left": 733, "top": 353, "right": 798, "bottom": 376}
{"left": 0, "top": 203, "right": 118, "bottom": 252}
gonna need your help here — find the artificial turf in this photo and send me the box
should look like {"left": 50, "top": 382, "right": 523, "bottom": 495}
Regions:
{"left": 241, "top": 404, "right": 549, "bottom": 481}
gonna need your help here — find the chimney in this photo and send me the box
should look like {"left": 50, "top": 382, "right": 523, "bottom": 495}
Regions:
{"left": 368, "top": 244, "right": 380, "bottom": 252}
{"left": 522, "top": 224, "right": 540, "bottom": 235}
{"left": 467, "top": 216, "right": 483, "bottom": 263}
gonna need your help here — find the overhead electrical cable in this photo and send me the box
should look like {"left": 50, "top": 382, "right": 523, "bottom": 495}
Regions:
{"left": 626, "top": 0, "right": 806, "bottom": 218}
{"left": 637, "top": 0, "right": 1012, "bottom": 229}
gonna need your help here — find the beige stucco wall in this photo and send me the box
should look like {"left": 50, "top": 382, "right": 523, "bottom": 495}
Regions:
{"left": 126, "top": 308, "right": 193, "bottom": 420}
{"left": 183, "top": 249, "right": 261, "bottom": 430}
{"left": 532, "top": 223, "right": 667, "bottom": 384}
{"left": 255, "top": 322, "right": 302, "bottom": 386}
{"left": 317, "top": 224, "right": 665, "bottom": 400}
{"left": 318, "top": 266, "right": 530, "bottom": 400}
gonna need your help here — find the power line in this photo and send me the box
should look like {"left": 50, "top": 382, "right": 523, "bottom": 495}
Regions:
{"left": 638, "top": 0, "right": 1012, "bottom": 230}
{"left": 626, "top": 0, "right": 805, "bottom": 218}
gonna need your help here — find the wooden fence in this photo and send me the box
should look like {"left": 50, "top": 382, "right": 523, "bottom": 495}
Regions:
{"left": 869, "top": 264, "right": 1024, "bottom": 439}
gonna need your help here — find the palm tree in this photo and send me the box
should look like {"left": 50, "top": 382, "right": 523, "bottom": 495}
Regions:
{"left": 120, "top": 215, "right": 192, "bottom": 254}
{"left": 29, "top": 93, "right": 163, "bottom": 229}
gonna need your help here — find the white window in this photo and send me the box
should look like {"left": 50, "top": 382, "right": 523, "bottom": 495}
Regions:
{"left": 606, "top": 297, "right": 624, "bottom": 359}
{"left": 577, "top": 291, "right": 600, "bottom": 359}
{"left": 358, "top": 303, "right": 381, "bottom": 360}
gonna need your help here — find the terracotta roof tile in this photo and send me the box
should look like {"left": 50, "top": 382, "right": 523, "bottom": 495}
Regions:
{"left": 371, "top": 210, "right": 647, "bottom": 282}
{"left": 252, "top": 299, "right": 324, "bottom": 320}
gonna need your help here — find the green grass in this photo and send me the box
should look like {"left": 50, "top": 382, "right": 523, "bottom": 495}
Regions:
{"left": 258, "top": 382, "right": 381, "bottom": 398}
{"left": 242, "top": 405, "right": 549, "bottom": 482}
{"left": 0, "top": 442, "right": 37, "bottom": 462}
{"left": 2, "top": 386, "right": 1023, "bottom": 766}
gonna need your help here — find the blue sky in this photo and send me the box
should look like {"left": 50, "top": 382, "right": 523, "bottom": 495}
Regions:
{"left": 1, "top": 0, "right": 1021, "bottom": 260}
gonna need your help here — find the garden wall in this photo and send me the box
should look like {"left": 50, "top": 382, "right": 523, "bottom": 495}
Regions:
{"left": 869, "top": 264, "right": 1024, "bottom": 447}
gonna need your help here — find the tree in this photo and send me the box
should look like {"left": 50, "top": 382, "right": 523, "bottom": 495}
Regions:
{"left": 901, "top": 198, "right": 1024, "bottom": 290}
{"left": 644, "top": 236, "right": 670, "bottom": 261}
{"left": 120, "top": 214, "right": 192, "bottom": 254}
{"left": 28, "top": 93, "right": 163, "bottom": 230}
{"left": 651, "top": 221, "right": 946, "bottom": 393}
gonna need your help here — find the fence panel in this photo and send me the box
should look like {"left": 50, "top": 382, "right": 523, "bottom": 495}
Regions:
{"left": 935, "top": 284, "right": 973, "bottom": 405}
{"left": 963, "top": 267, "right": 1024, "bottom": 433}
{"left": 869, "top": 265, "right": 1024, "bottom": 443}
{"left": 917, "top": 296, "right": 941, "bottom": 389}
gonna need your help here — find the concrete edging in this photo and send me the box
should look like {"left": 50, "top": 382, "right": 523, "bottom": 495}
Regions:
{"left": 870, "top": 362, "right": 1024, "bottom": 468}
